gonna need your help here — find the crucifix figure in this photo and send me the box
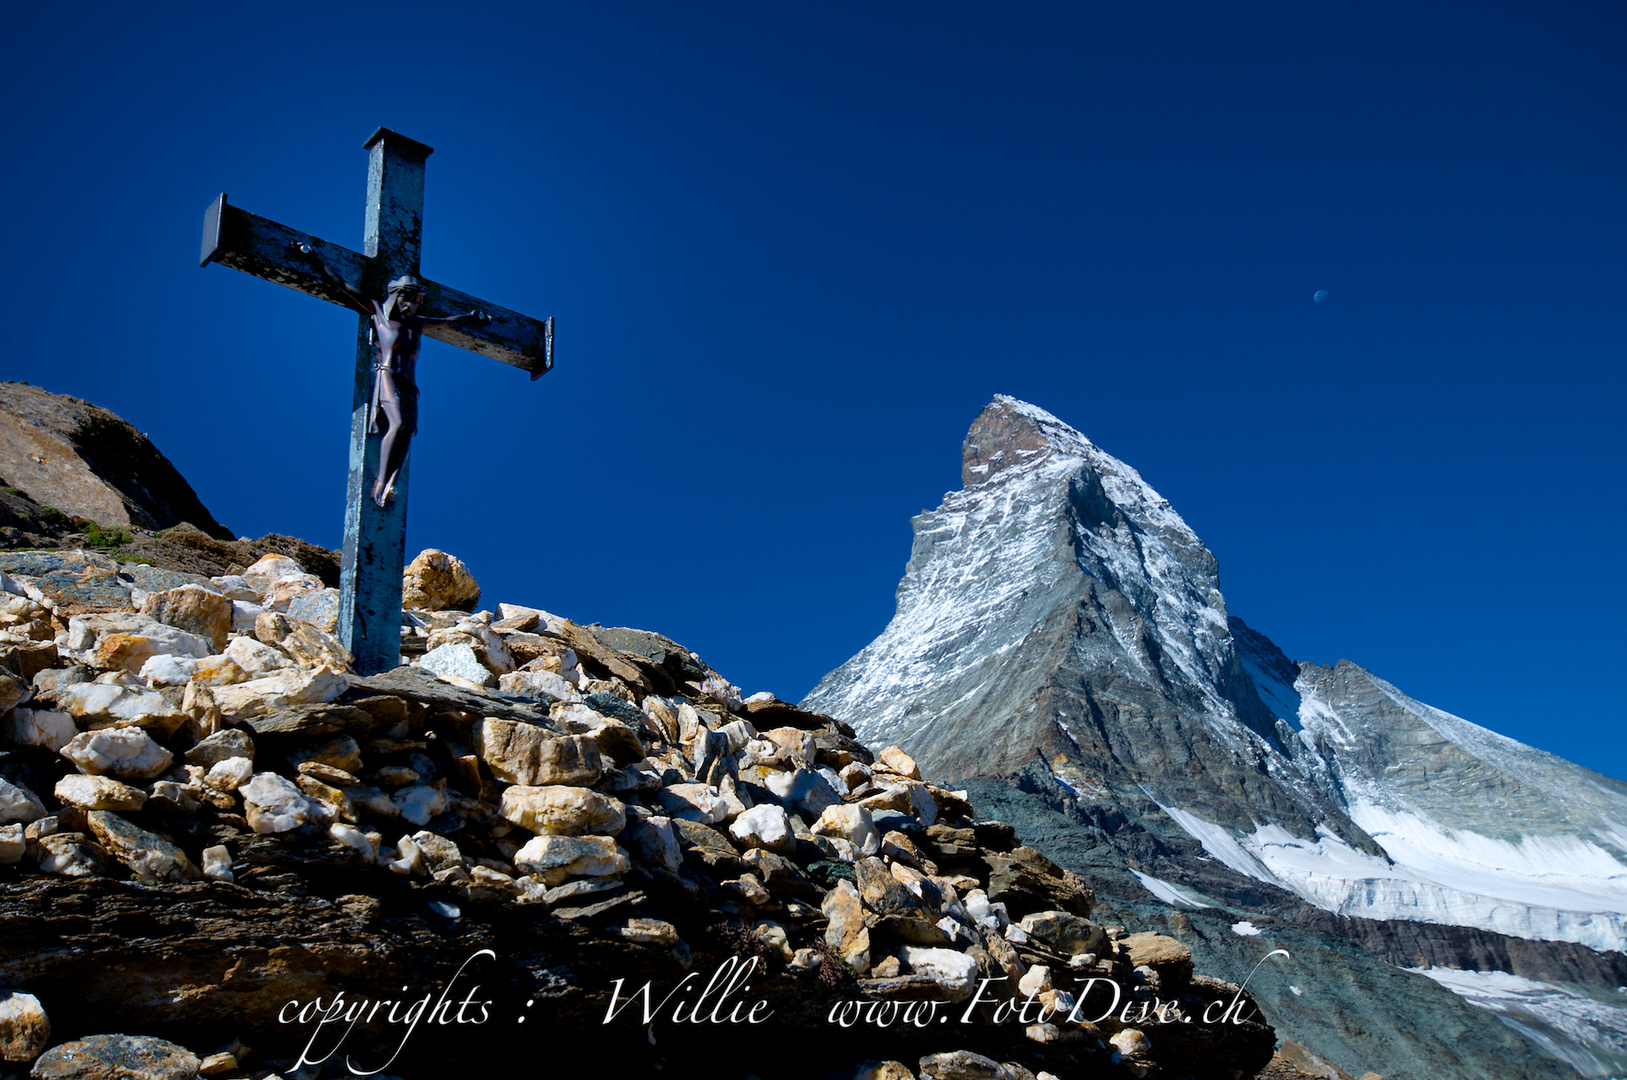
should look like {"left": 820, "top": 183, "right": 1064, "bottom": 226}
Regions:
{"left": 199, "top": 127, "right": 554, "bottom": 675}
{"left": 315, "top": 265, "right": 489, "bottom": 507}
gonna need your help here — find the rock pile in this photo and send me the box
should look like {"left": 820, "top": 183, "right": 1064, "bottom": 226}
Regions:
{"left": 0, "top": 545, "right": 1277, "bottom": 1079}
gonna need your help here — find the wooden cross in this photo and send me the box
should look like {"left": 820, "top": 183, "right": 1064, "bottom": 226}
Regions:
{"left": 199, "top": 127, "right": 553, "bottom": 675}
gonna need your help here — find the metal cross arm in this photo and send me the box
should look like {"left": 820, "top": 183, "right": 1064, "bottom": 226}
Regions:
{"left": 199, "top": 193, "right": 553, "bottom": 379}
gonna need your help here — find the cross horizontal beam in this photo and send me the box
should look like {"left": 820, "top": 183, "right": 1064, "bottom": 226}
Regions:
{"left": 200, "top": 194, "right": 553, "bottom": 379}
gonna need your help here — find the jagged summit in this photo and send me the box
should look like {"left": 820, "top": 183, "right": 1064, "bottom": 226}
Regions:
{"left": 809, "top": 395, "right": 1341, "bottom": 840}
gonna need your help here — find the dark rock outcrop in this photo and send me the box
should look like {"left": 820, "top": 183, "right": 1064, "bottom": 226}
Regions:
{"left": 0, "top": 383, "right": 232, "bottom": 541}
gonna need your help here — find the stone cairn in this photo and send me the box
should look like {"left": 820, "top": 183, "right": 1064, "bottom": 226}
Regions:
{"left": 0, "top": 547, "right": 1277, "bottom": 1080}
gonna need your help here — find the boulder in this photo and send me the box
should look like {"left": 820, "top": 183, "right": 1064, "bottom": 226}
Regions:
{"left": 29, "top": 1033, "right": 201, "bottom": 1080}
{"left": 1, "top": 708, "right": 75, "bottom": 752}
{"left": 821, "top": 880, "right": 872, "bottom": 974}
{"left": 0, "top": 778, "right": 47, "bottom": 824}
{"left": 812, "top": 803, "right": 881, "bottom": 856}
{"left": 728, "top": 803, "right": 796, "bottom": 854}
{"left": 878, "top": 745, "right": 921, "bottom": 779}
{"left": 511, "top": 834, "right": 628, "bottom": 886}
{"left": 416, "top": 641, "right": 496, "bottom": 688}
{"left": 85, "top": 810, "right": 200, "bottom": 882}
{"left": 917, "top": 1050, "right": 1022, "bottom": 1079}
{"left": 1109, "top": 1028, "right": 1151, "bottom": 1057}
{"left": 286, "top": 586, "right": 341, "bottom": 633}
{"left": 0, "top": 990, "right": 48, "bottom": 1063}
{"left": 0, "top": 824, "right": 22, "bottom": 865}
{"left": 763, "top": 767, "right": 840, "bottom": 821}
{"left": 34, "top": 832, "right": 105, "bottom": 876}
{"left": 54, "top": 775, "right": 147, "bottom": 812}
{"left": 620, "top": 814, "right": 681, "bottom": 872}
{"left": 253, "top": 611, "right": 351, "bottom": 673}
{"left": 66, "top": 612, "right": 212, "bottom": 675}
{"left": 222, "top": 636, "right": 293, "bottom": 677}
{"left": 1017, "top": 911, "right": 1106, "bottom": 957}
{"left": 402, "top": 549, "right": 480, "bottom": 612}
{"left": 1120, "top": 931, "right": 1194, "bottom": 991}
{"left": 211, "top": 668, "right": 347, "bottom": 721}
{"left": 391, "top": 784, "right": 447, "bottom": 826}
{"left": 239, "top": 554, "right": 302, "bottom": 592}
{"left": 60, "top": 728, "right": 173, "bottom": 780}
{"left": 657, "top": 783, "right": 728, "bottom": 824}
{"left": 138, "top": 585, "right": 232, "bottom": 653}
{"left": 900, "top": 947, "right": 980, "bottom": 1001}
{"left": 474, "top": 720, "right": 601, "bottom": 787}
{"left": 53, "top": 683, "right": 187, "bottom": 735}
{"left": 240, "top": 772, "right": 316, "bottom": 833}
{"left": 182, "top": 728, "right": 254, "bottom": 768}
{"left": 500, "top": 786, "right": 625, "bottom": 836}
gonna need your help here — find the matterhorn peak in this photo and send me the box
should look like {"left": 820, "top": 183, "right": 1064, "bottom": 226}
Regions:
{"left": 805, "top": 395, "right": 1627, "bottom": 1080}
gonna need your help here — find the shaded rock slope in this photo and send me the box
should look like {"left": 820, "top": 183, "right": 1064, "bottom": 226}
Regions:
{"left": 0, "top": 544, "right": 1289, "bottom": 1080}
{"left": 0, "top": 383, "right": 232, "bottom": 543}
{"left": 804, "top": 396, "right": 1625, "bottom": 1080}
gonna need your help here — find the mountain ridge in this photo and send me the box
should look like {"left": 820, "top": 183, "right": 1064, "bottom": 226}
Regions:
{"left": 804, "top": 394, "right": 1627, "bottom": 1080}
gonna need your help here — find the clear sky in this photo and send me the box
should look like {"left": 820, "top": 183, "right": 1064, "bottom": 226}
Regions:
{"left": 5, "top": 3, "right": 1624, "bottom": 779}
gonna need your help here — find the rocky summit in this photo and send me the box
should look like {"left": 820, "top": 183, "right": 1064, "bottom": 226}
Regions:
{"left": 805, "top": 396, "right": 1627, "bottom": 1080}
{"left": 0, "top": 533, "right": 1295, "bottom": 1079}
{"left": 0, "top": 383, "right": 232, "bottom": 547}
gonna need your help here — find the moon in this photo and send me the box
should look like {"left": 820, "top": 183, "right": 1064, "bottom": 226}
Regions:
{"left": 1313, "top": 290, "right": 1329, "bottom": 303}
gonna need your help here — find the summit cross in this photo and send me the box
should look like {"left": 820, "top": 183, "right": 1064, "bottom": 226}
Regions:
{"left": 199, "top": 127, "right": 554, "bottom": 675}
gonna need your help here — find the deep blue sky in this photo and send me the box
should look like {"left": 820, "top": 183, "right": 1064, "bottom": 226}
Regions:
{"left": 5, "top": 3, "right": 1624, "bottom": 779}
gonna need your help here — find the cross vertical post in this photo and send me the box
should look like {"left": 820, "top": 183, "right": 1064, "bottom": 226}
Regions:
{"left": 199, "top": 127, "right": 556, "bottom": 677}
{"left": 339, "top": 129, "right": 432, "bottom": 675}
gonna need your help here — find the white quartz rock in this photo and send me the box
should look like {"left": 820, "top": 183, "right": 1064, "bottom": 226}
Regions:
{"left": 811, "top": 803, "right": 881, "bottom": 856}
{"left": 415, "top": 642, "right": 497, "bottom": 688}
{"left": 205, "top": 756, "right": 254, "bottom": 791}
{"left": 140, "top": 653, "right": 198, "bottom": 686}
{"left": 231, "top": 600, "right": 264, "bottom": 634}
{"left": 211, "top": 574, "right": 261, "bottom": 601}
{"left": 240, "top": 554, "right": 303, "bottom": 592}
{"left": 901, "top": 947, "right": 980, "bottom": 1001}
{"left": 60, "top": 728, "right": 173, "bottom": 780}
{"left": 0, "top": 822, "right": 24, "bottom": 864}
{"left": 391, "top": 784, "right": 447, "bottom": 826}
{"left": 729, "top": 803, "right": 796, "bottom": 854}
{"left": 54, "top": 683, "right": 186, "bottom": 729}
{"left": 329, "top": 822, "right": 379, "bottom": 862}
{"left": 201, "top": 844, "right": 235, "bottom": 882}
{"left": 1, "top": 708, "right": 76, "bottom": 752}
{"left": 54, "top": 774, "right": 148, "bottom": 812}
{"left": 0, "top": 778, "right": 47, "bottom": 825}
{"left": 224, "top": 636, "right": 295, "bottom": 676}
{"left": 211, "top": 668, "right": 347, "bottom": 721}
{"left": 240, "top": 771, "right": 315, "bottom": 833}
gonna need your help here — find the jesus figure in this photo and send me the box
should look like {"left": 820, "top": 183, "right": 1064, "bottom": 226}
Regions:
{"left": 317, "top": 264, "right": 488, "bottom": 506}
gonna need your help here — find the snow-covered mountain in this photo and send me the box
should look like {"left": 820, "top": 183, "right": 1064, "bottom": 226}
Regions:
{"left": 803, "top": 395, "right": 1627, "bottom": 1079}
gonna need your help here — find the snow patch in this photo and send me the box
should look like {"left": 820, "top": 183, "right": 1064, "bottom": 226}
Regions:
{"left": 1131, "top": 869, "right": 1212, "bottom": 909}
{"left": 1155, "top": 804, "right": 1627, "bottom": 952}
{"left": 1411, "top": 967, "right": 1627, "bottom": 1079}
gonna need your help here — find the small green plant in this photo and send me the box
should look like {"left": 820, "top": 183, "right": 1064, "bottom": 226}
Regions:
{"left": 2, "top": 487, "right": 23, "bottom": 496}
{"left": 85, "top": 523, "right": 132, "bottom": 548}
{"left": 39, "top": 506, "right": 68, "bottom": 526}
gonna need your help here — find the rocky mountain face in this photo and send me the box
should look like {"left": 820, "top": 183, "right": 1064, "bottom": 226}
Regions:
{"left": 0, "top": 540, "right": 1297, "bottom": 1080}
{"left": 804, "top": 396, "right": 1627, "bottom": 1080}
{"left": 0, "top": 383, "right": 233, "bottom": 544}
